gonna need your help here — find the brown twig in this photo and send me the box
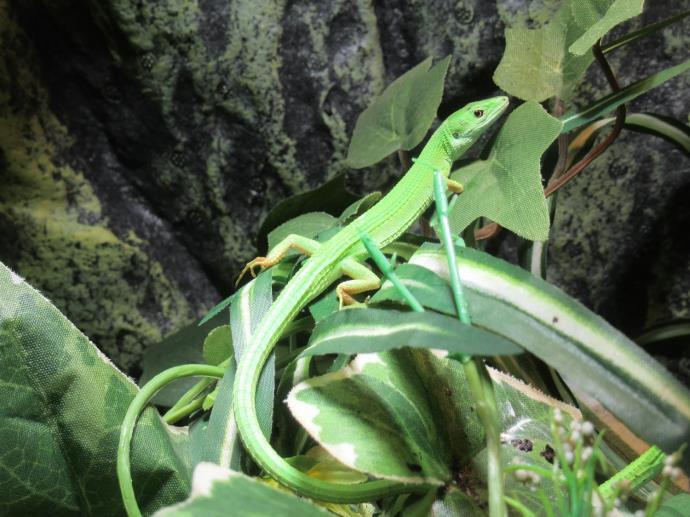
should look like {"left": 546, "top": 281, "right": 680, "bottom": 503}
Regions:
{"left": 544, "top": 41, "right": 626, "bottom": 197}
{"left": 397, "top": 149, "right": 411, "bottom": 173}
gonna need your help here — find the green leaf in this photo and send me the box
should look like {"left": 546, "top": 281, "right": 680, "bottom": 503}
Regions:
{"left": 267, "top": 212, "right": 338, "bottom": 252}
{"left": 448, "top": 101, "right": 561, "bottom": 241}
{"left": 636, "top": 320, "right": 690, "bottom": 347}
{"left": 256, "top": 173, "right": 359, "bottom": 254}
{"left": 308, "top": 288, "right": 340, "bottom": 323}
{"left": 339, "top": 191, "right": 382, "bottom": 225}
{"left": 154, "top": 463, "right": 328, "bottom": 517}
{"left": 296, "top": 446, "right": 368, "bottom": 485}
{"left": 301, "top": 308, "right": 522, "bottom": 358}
{"left": 569, "top": 0, "right": 644, "bottom": 55}
{"left": 288, "top": 348, "right": 574, "bottom": 487}
{"left": 0, "top": 262, "right": 189, "bottom": 515}
{"left": 602, "top": 9, "right": 690, "bottom": 54}
{"left": 202, "top": 325, "right": 233, "bottom": 366}
{"left": 198, "top": 293, "right": 235, "bottom": 326}
{"left": 493, "top": 4, "right": 594, "bottom": 101}
{"left": 200, "top": 271, "right": 274, "bottom": 470}
{"left": 407, "top": 245, "right": 690, "bottom": 468}
{"left": 560, "top": 59, "right": 690, "bottom": 133}
{"left": 346, "top": 56, "right": 451, "bottom": 168}
{"left": 655, "top": 493, "right": 690, "bottom": 517}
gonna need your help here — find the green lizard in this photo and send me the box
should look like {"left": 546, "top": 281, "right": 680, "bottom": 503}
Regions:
{"left": 232, "top": 96, "right": 509, "bottom": 503}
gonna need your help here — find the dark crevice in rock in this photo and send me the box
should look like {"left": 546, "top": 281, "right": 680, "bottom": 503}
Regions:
{"left": 198, "top": 0, "right": 230, "bottom": 59}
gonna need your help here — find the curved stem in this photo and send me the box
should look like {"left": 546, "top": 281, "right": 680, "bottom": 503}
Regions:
{"left": 117, "top": 364, "right": 225, "bottom": 517}
{"left": 544, "top": 41, "right": 625, "bottom": 197}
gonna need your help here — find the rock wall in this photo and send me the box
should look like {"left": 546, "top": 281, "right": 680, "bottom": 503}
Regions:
{"left": 0, "top": 0, "right": 687, "bottom": 374}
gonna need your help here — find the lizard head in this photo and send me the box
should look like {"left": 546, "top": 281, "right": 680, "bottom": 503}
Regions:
{"left": 443, "top": 96, "right": 509, "bottom": 161}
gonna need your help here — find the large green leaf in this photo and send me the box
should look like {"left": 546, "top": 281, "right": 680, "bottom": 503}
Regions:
{"left": 403, "top": 245, "right": 690, "bottom": 467}
{"left": 448, "top": 101, "right": 561, "bottom": 241}
{"left": 154, "top": 463, "right": 328, "bottom": 516}
{"left": 569, "top": 0, "right": 644, "bottom": 55}
{"left": 300, "top": 308, "right": 521, "bottom": 358}
{"left": 288, "top": 348, "right": 575, "bottom": 492}
{"left": 198, "top": 271, "right": 274, "bottom": 470}
{"left": 346, "top": 56, "right": 451, "bottom": 169}
{"left": 0, "top": 262, "right": 189, "bottom": 515}
{"left": 493, "top": 2, "right": 594, "bottom": 101}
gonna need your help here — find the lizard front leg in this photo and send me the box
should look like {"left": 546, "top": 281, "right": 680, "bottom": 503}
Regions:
{"left": 236, "top": 234, "right": 321, "bottom": 286}
{"left": 336, "top": 257, "right": 381, "bottom": 308}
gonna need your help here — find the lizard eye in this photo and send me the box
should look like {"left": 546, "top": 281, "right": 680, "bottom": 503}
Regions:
{"left": 452, "top": 131, "right": 460, "bottom": 139}
{"left": 473, "top": 109, "right": 484, "bottom": 118}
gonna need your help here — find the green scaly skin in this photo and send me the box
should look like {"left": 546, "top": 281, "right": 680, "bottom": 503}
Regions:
{"left": 232, "top": 97, "right": 509, "bottom": 503}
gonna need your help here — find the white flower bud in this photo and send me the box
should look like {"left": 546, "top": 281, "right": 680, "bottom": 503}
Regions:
{"left": 581, "top": 421, "right": 595, "bottom": 436}
{"left": 581, "top": 446, "right": 593, "bottom": 461}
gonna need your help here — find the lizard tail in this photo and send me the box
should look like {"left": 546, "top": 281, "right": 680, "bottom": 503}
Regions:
{"left": 232, "top": 262, "right": 427, "bottom": 502}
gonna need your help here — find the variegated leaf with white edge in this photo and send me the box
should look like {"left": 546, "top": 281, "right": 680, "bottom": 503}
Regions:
{"left": 288, "top": 348, "right": 578, "bottom": 492}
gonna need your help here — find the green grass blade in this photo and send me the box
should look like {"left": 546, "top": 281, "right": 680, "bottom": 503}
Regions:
{"left": 560, "top": 59, "right": 690, "bottom": 133}
{"left": 602, "top": 10, "right": 690, "bottom": 54}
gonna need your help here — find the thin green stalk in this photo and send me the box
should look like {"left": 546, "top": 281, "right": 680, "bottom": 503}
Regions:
{"left": 360, "top": 231, "right": 424, "bottom": 313}
{"left": 162, "top": 395, "right": 205, "bottom": 424}
{"left": 432, "top": 171, "right": 506, "bottom": 517}
{"left": 164, "top": 357, "right": 232, "bottom": 423}
{"left": 504, "top": 496, "right": 537, "bottom": 517}
{"left": 117, "top": 364, "right": 225, "bottom": 517}
{"left": 602, "top": 10, "right": 690, "bottom": 54}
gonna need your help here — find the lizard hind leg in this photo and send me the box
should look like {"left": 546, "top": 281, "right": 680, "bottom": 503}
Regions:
{"left": 235, "top": 234, "right": 321, "bottom": 287}
{"left": 336, "top": 257, "right": 381, "bottom": 309}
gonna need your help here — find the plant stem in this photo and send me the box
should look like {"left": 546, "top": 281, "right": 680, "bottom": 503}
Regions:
{"left": 162, "top": 395, "right": 205, "bottom": 424}
{"left": 360, "top": 231, "right": 424, "bottom": 312}
{"left": 118, "top": 364, "right": 225, "bottom": 517}
{"left": 432, "top": 171, "right": 506, "bottom": 517}
{"left": 545, "top": 41, "right": 625, "bottom": 197}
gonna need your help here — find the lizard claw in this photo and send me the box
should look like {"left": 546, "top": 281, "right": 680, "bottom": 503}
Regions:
{"left": 235, "top": 256, "right": 268, "bottom": 287}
